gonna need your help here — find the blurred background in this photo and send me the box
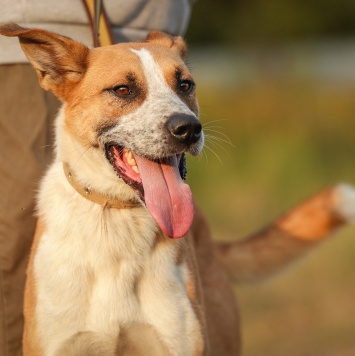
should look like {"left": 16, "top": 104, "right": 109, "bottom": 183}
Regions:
{"left": 184, "top": 1, "right": 355, "bottom": 355}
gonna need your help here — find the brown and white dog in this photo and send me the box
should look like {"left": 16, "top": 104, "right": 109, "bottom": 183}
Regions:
{"left": 1, "top": 23, "right": 355, "bottom": 356}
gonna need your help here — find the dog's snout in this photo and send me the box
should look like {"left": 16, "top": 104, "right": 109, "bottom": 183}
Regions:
{"left": 167, "top": 114, "right": 202, "bottom": 145}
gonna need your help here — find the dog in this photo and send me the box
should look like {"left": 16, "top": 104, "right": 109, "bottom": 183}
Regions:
{"left": 1, "top": 23, "right": 355, "bottom": 356}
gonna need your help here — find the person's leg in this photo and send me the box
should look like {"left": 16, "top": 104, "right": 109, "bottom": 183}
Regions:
{"left": 0, "top": 64, "right": 60, "bottom": 356}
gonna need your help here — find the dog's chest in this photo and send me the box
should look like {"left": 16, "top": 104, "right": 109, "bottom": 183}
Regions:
{"left": 33, "top": 205, "right": 202, "bottom": 355}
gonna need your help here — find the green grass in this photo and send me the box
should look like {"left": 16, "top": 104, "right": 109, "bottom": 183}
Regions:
{"left": 186, "top": 76, "right": 355, "bottom": 354}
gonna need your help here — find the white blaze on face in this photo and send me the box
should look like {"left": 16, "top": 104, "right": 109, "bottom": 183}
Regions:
{"left": 131, "top": 48, "right": 194, "bottom": 118}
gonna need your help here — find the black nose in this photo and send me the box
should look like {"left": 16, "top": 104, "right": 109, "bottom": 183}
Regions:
{"left": 166, "top": 114, "right": 202, "bottom": 145}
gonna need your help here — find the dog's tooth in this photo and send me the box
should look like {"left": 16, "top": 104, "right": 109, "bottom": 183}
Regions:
{"left": 122, "top": 149, "right": 138, "bottom": 167}
{"left": 123, "top": 149, "right": 128, "bottom": 160}
{"left": 126, "top": 151, "right": 137, "bottom": 166}
{"left": 132, "top": 165, "right": 139, "bottom": 174}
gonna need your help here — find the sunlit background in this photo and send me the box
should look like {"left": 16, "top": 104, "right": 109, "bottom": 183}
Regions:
{"left": 185, "top": 1, "right": 355, "bottom": 355}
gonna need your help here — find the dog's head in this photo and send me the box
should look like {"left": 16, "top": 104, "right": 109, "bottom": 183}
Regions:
{"left": 0, "top": 24, "right": 204, "bottom": 238}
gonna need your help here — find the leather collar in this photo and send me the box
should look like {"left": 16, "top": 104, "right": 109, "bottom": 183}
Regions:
{"left": 63, "top": 162, "right": 142, "bottom": 209}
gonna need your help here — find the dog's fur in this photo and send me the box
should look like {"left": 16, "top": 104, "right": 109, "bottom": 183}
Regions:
{"left": 1, "top": 24, "right": 355, "bottom": 356}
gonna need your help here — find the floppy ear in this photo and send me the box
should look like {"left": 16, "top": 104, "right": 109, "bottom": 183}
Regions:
{"left": 146, "top": 31, "right": 188, "bottom": 60}
{"left": 0, "top": 23, "right": 89, "bottom": 101}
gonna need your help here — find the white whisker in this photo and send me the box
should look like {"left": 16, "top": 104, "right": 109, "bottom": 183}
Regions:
{"left": 72, "top": 146, "right": 92, "bottom": 169}
{"left": 205, "top": 135, "right": 235, "bottom": 149}
{"left": 203, "top": 145, "right": 223, "bottom": 164}
{"left": 202, "top": 119, "right": 228, "bottom": 127}
{"left": 205, "top": 137, "right": 230, "bottom": 155}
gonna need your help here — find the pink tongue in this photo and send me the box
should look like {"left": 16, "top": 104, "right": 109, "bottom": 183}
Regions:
{"left": 133, "top": 154, "right": 194, "bottom": 238}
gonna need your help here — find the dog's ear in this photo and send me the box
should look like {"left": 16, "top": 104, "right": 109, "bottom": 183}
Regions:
{"left": 146, "top": 31, "right": 188, "bottom": 60}
{"left": 0, "top": 23, "right": 89, "bottom": 101}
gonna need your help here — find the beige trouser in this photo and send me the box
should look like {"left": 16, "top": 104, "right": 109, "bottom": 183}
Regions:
{"left": 0, "top": 64, "right": 60, "bottom": 356}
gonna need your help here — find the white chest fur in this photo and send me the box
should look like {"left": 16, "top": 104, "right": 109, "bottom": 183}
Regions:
{"left": 34, "top": 164, "right": 202, "bottom": 356}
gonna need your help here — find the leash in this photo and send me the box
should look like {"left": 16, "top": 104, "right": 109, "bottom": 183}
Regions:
{"left": 63, "top": 163, "right": 142, "bottom": 209}
{"left": 81, "top": 0, "right": 114, "bottom": 47}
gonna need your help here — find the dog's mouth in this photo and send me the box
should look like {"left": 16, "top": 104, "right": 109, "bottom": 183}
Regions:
{"left": 105, "top": 144, "right": 193, "bottom": 239}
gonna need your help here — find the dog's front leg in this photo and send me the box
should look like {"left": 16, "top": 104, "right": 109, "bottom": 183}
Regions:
{"left": 56, "top": 324, "right": 171, "bottom": 356}
{"left": 55, "top": 332, "right": 118, "bottom": 356}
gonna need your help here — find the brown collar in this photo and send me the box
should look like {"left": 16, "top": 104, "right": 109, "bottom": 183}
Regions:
{"left": 63, "top": 162, "right": 142, "bottom": 209}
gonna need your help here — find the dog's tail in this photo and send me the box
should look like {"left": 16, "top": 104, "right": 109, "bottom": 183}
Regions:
{"left": 212, "top": 183, "right": 355, "bottom": 283}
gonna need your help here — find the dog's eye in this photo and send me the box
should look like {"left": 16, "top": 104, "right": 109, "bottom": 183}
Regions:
{"left": 180, "top": 80, "right": 194, "bottom": 93}
{"left": 113, "top": 85, "right": 132, "bottom": 96}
